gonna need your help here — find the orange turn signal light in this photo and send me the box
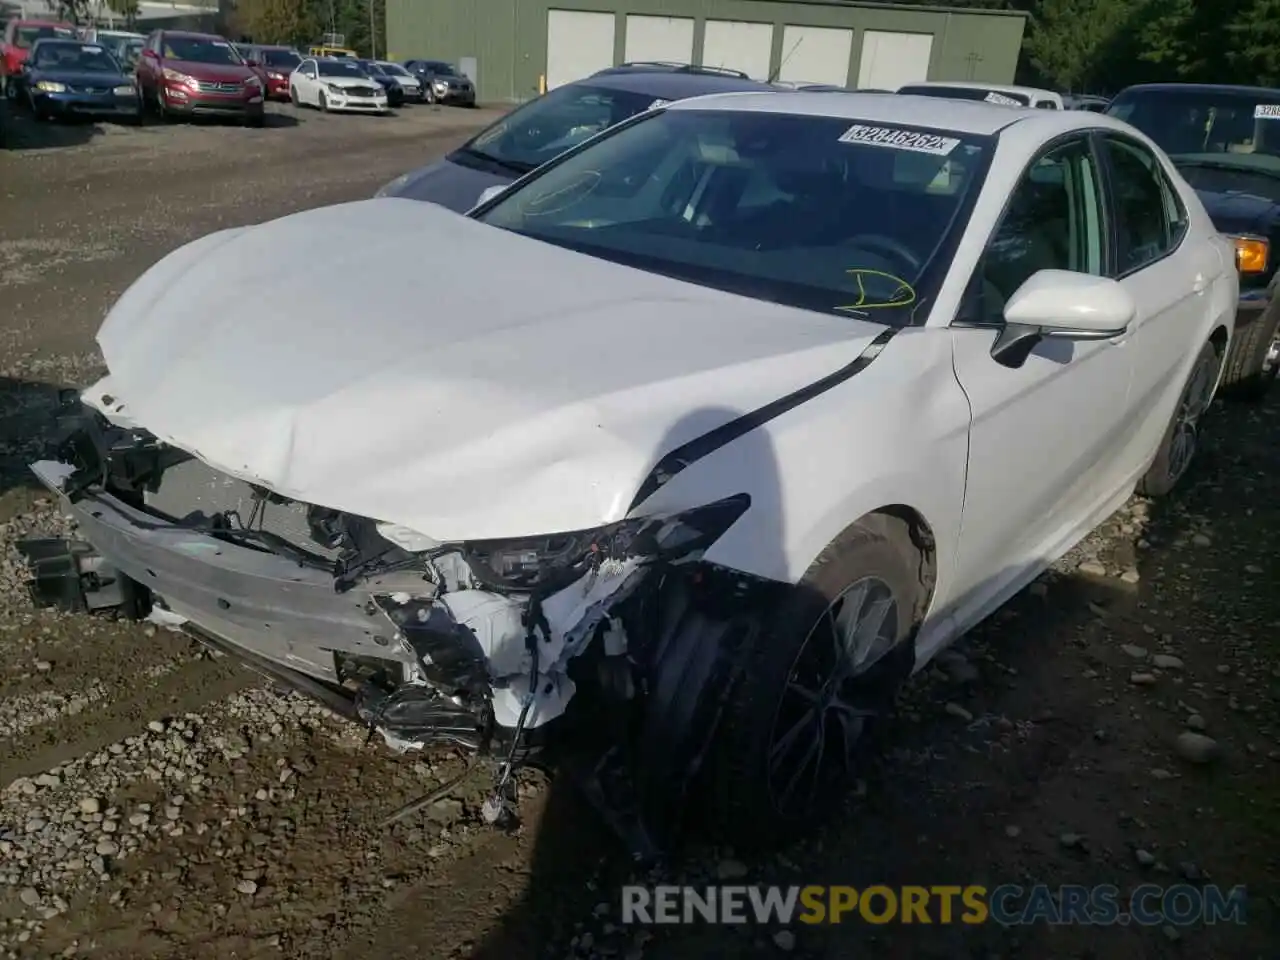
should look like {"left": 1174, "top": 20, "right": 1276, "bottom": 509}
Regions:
{"left": 1231, "top": 235, "right": 1269, "bottom": 274}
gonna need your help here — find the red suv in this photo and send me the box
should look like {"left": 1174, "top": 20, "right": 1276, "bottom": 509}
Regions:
{"left": 1, "top": 19, "right": 76, "bottom": 98}
{"left": 136, "top": 30, "right": 264, "bottom": 126}
{"left": 243, "top": 45, "right": 301, "bottom": 101}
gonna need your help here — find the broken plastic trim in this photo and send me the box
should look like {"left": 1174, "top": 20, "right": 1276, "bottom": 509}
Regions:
{"left": 460, "top": 494, "right": 752, "bottom": 594}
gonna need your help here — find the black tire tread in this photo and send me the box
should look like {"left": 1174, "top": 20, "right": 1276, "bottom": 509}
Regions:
{"left": 1137, "top": 339, "right": 1222, "bottom": 498}
{"left": 1220, "top": 300, "right": 1280, "bottom": 402}
{"left": 705, "top": 516, "right": 922, "bottom": 849}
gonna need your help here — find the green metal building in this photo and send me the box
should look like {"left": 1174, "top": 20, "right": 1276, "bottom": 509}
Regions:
{"left": 386, "top": 0, "right": 1028, "bottom": 103}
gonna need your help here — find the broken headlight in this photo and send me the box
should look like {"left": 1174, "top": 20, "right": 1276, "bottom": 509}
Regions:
{"left": 461, "top": 494, "right": 751, "bottom": 593}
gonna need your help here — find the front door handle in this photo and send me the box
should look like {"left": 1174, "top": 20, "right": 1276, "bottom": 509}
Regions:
{"left": 1192, "top": 273, "right": 1207, "bottom": 294}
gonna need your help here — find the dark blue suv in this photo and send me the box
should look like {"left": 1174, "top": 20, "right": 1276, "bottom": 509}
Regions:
{"left": 373, "top": 65, "right": 782, "bottom": 211}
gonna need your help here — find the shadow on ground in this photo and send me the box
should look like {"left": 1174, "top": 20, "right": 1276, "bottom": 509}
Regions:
{"left": 0, "top": 374, "right": 65, "bottom": 504}
{"left": 459, "top": 394, "right": 1279, "bottom": 960}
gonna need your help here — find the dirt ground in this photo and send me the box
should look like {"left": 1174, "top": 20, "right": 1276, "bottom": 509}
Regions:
{"left": 0, "top": 100, "right": 1277, "bottom": 960}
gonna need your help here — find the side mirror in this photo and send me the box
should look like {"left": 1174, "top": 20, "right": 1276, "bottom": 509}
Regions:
{"left": 142, "top": 49, "right": 159, "bottom": 60}
{"left": 992, "top": 269, "right": 1136, "bottom": 369}
{"left": 474, "top": 184, "right": 508, "bottom": 207}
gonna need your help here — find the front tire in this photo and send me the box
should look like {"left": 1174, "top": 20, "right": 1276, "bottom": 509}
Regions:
{"left": 290, "top": 84, "right": 300, "bottom": 107}
{"left": 318, "top": 90, "right": 328, "bottom": 112}
{"left": 706, "top": 517, "right": 921, "bottom": 848}
{"left": 1221, "top": 300, "right": 1280, "bottom": 401}
{"left": 1137, "top": 339, "right": 1222, "bottom": 497}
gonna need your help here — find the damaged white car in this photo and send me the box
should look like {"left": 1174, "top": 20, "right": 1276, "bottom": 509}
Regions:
{"left": 25, "top": 93, "right": 1236, "bottom": 854}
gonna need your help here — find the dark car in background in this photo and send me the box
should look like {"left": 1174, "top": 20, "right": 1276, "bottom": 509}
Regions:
{"left": 355, "top": 59, "right": 405, "bottom": 107}
{"left": 15, "top": 38, "right": 141, "bottom": 123}
{"left": 244, "top": 44, "right": 300, "bottom": 101}
{"left": 402, "top": 59, "right": 474, "bottom": 105}
{"left": 371, "top": 60, "right": 422, "bottom": 101}
{"left": 374, "top": 67, "right": 780, "bottom": 210}
{"left": 135, "top": 30, "right": 265, "bottom": 126}
{"left": 1107, "top": 83, "right": 1280, "bottom": 397}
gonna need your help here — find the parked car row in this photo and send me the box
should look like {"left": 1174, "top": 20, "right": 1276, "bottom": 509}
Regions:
{"left": 1, "top": 18, "right": 474, "bottom": 127}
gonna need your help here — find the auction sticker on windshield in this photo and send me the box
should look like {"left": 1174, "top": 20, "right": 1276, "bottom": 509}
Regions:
{"left": 1254, "top": 104, "right": 1280, "bottom": 119}
{"left": 838, "top": 124, "right": 960, "bottom": 156}
{"left": 985, "top": 91, "right": 1022, "bottom": 106}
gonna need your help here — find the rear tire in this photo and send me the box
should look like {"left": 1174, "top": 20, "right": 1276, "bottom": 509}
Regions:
{"left": 704, "top": 516, "right": 922, "bottom": 849}
{"left": 1220, "top": 299, "right": 1280, "bottom": 402}
{"left": 1137, "top": 339, "right": 1222, "bottom": 497}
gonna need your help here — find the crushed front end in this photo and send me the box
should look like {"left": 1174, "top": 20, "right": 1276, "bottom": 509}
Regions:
{"left": 24, "top": 392, "right": 768, "bottom": 855}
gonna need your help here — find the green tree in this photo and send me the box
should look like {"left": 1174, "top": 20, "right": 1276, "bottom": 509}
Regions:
{"left": 1226, "top": 0, "right": 1280, "bottom": 85}
{"left": 1024, "top": 0, "right": 1134, "bottom": 91}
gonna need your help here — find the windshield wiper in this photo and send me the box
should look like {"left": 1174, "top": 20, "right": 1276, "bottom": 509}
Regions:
{"left": 457, "top": 145, "right": 535, "bottom": 175}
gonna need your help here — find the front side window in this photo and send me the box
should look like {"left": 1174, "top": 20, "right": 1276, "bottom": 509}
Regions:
{"left": 1102, "top": 135, "right": 1178, "bottom": 273}
{"left": 477, "top": 109, "right": 991, "bottom": 324}
{"left": 978, "top": 137, "right": 1105, "bottom": 321}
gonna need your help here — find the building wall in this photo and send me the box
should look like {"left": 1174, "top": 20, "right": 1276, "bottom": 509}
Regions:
{"left": 386, "top": 0, "right": 1026, "bottom": 103}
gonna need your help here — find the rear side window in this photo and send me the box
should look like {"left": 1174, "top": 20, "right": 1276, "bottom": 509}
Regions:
{"left": 1101, "top": 135, "right": 1185, "bottom": 274}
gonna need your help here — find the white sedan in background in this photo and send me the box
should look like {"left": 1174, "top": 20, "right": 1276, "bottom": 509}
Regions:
{"left": 290, "top": 56, "right": 387, "bottom": 113}
{"left": 29, "top": 93, "right": 1238, "bottom": 853}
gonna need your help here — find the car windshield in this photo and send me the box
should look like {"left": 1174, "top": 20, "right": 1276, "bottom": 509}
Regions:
{"left": 162, "top": 36, "right": 243, "bottom": 65}
{"left": 457, "top": 83, "right": 663, "bottom": 174}
{"left": 477, "top": 109, "right": 990, "bottom": 324}
{"left": 33, "top": 41, "right": 120, "bottom": 72}
{"left": 358, "top": 61, "right": 385, "bottom": 75}
{"left": 427, "top": 62, "right": 458, "bottom": 76}
{"left": 318, "top": 59, "right": 366, "bottom": 78}
{"left": 379, "top": 62, "right": 411, "bottom": 77}
{"left": 16, "top": 25, "right": 76, "bottom": 49}
{"left": 1106, "top": 88, "right": 1280, "bottom": 171}
{"left": 261, "top": 49, "right": 300, "bottom": 68}
{"left": 119, "top": 40, "right": 144, "bottom": 64}
{"left": 899, "top": 85, "right": 1030, "bottom": 107}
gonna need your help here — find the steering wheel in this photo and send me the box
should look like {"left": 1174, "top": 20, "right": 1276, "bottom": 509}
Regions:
{"left": 851, "top": 234, "right": 923, "bottom": 275}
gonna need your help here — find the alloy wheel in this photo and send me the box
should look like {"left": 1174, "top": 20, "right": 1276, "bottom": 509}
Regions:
{"left": 1165, "top": 349, "right": 1219, "bottom": 485}
{"left": 766, "top": 576, "right": 900, "bottom": 819}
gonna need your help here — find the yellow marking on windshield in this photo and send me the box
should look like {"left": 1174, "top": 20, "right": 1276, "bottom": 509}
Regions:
{"left": 518, "top": 170, "right": 602, "bottom": 217}
{"left": 834, "top": 269, "right": 917, "bottom": 313}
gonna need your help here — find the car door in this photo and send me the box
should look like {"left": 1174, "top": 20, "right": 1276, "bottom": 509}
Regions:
{"left": 947, "top": 133, "right": 1135, "bottom": 619}
{"left": 296, "top": 59, "right": 317, "bottom": 103}
{"left": 1097, "top": 132, "right": 1219, "bottom": 465}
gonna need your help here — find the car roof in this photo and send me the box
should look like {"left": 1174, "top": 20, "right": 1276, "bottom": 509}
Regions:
{"left": 1114, "top": 82, "right": 1280, "bottom": 97}
{"left": 577, "top": 70, "right": 777, "bottom": 98}
{"left": 13, "top": 19, "right": 73, "bottom": 27}
{"left": 900, "top": 80, "right": 1059, "bottom": 98}
{"left": 667, "top": 90, "right": 1139, "bottom": 138}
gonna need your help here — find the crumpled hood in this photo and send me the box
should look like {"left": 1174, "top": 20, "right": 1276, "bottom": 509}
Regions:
{"left": 377, "top": 156, "right": 508, "bottom": 210}
{"left": 96, "top": 199, "right": 885, "bottom": 541}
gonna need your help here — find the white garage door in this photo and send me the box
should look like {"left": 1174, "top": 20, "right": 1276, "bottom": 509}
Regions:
{"left": 701, "top": 19, "right": 773, "bottom": 79}
{"left": 857, "top": 30, "right": 934, "bottom": 90}
{"left": 776, "top": 24, "right": 853, "bottom": 86}
{"left": 624, "top": 15, "right": 694, "bottom": 64}
{"left": 546, "top": 9, "right": 615, "bottom": 90}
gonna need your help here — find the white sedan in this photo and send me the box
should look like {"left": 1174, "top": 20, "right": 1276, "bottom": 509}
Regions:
{"left": 29, "top": 94, "right": 1237, "bottom": 851}
{"left": 289, "top": 56, "right": 387, "bottom": 113}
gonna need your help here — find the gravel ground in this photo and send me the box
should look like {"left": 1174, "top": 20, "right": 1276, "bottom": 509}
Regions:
{"left": 1, "top": 100, "right": 1277, "bottom": 960}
